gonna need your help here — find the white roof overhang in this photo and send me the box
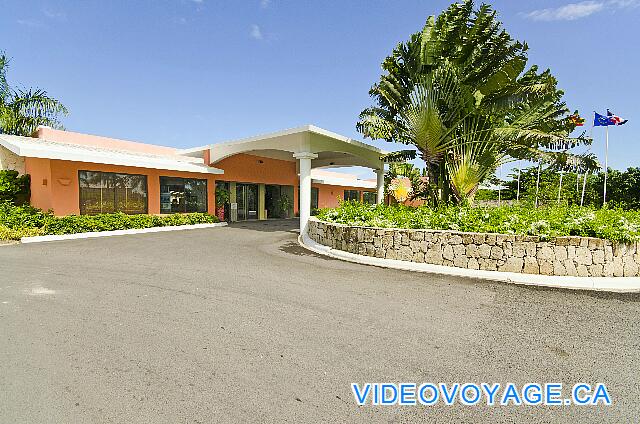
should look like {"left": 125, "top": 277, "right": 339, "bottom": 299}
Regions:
{"left": 179, "top": 125, "right": 388, "bottom": 171}
{"left": 0, "top": 134, "right": 223, "bottom": 175}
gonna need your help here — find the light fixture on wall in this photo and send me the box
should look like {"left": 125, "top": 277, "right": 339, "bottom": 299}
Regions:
{"left": 257, "top": 160, "right": 264, "bottom": 164}
{"left": 57, "top": 178, "right": 71, "bottom": 186}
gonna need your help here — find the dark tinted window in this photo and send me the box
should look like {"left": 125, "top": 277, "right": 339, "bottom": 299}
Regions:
{"left": 363, "top": 191, "right": 376, "bottom": 205}
{"left": 344, "top": 190, "right": 360, "bottom": 202}
{"left": 160, "top": 177, "right": 207, "bottom": 213}
{"left": 79, "top": 171, "right": 147, "bottom": 215}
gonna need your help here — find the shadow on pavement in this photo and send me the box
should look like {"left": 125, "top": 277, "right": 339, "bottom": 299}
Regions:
{"left": 226, "top": 218, "right": 299, "bottom": 234}
{"left": 278, "top": 240, "right": 335, "bottom": 261}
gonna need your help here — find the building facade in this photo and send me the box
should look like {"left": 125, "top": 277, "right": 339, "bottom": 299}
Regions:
{"left": 0, "top": 125, "right": 385, "bottom": 231}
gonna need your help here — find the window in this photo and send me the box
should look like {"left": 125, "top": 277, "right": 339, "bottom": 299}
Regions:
{"left": 363, "top": 191, "right": 377, "bottom": 205}
{"left": 344, "top": 190, "right": 361, "bottom": 202}
{"left": 79, "top": 171, "right": 148, "bottom": 215}
{"left": 297, "top": 186, "right": 320, "bottom": 211}
{"left": 160, "top": 177, "right": 208, "bottom": 213}
{"left": 311, "top": 187, "right": 319, "bottom": 209}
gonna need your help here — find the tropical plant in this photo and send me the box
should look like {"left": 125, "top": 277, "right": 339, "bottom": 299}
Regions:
{"left": 357, "top": 1, "right": 598, "bottom": 204}
{"left": 493, "top": 166, "right": 640, "bottom": 210}
{"left": 277, "top": 194, "right": 292, "bottom": 218}
{"left": 317, "top": 202, "right": 640, "bottom": 242}
{"left": 0, "top": 201, "right": 219, "bottom": 240}
{"left": 0, "top": 53, "right": 68, "bottom": 136}
{"left": 384, "top": 163, "right": 425, "bottom": 201}
{"left": 0, "top": 170, "right": 30, "bottom": 205}
{"left": 215, "top": 187, "right": 230, "bottom": 206}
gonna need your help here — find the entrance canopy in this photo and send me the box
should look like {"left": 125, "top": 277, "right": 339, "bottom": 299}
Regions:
{"left": 179, "top": 125, "right": 388, "bottom": 171}
{"left": 180, "top": 125, "right": 391, "bottom": 235}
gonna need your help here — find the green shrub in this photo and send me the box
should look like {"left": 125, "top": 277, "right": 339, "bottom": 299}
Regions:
{"left": 0, "top": 202, "right": 50, "bottom": 228}
{"left": 0, "top": 201, "right": 219, "bottom": 240}
{"left": 316, "top": 201, "right": 640, "bottom": 243}
{"left": 0, "top": 224, "right": 43, "bottom": 240}
{"left": 0, "top": 170, "right": 30, "bottom": 205}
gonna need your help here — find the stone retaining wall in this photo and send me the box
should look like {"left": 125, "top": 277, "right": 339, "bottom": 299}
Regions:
{"left": 308, "top": 218, "right": 640, "bottom": 277}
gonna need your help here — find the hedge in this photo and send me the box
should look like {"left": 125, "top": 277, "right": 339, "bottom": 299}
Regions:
{"left": 0, "top": 170, "right": 30, "bottom": 205}
{"left": 316, "top": 202, "right": 640, "bottom": 243}
{"left": 0, "top": 202, "right": 219, "bottom": 240}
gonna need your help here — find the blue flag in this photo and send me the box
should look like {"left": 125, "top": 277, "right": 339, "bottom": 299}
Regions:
{"left": 594, "top": 112, "right": 612, "bottom": 127}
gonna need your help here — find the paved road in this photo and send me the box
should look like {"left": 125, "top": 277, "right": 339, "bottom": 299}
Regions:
{"left": 0, "top": 220, "right": 638, "bottom": 423}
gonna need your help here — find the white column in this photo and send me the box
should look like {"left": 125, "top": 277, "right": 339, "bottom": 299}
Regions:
{"left": 293, "top": 152, "right": 317, "bottom": 235}
{"left": 376, "top": 168, "right": 385, "bottom": 204}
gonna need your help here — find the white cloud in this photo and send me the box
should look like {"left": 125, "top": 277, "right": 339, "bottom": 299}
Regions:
{"left": 523, "top": 1, "right": 604, "bottom": 21}
{"left": 42, "top": 9, "right": 66, "bottom": 20}
{"left": 609, "top": 0, "right": 639, "bottom": 5}
{"left": 16, "top": 19, "right": 44, "bottom": 28}
{"left": 250, "top": 24, "right": 263, "bottom": 40}
{"left": 522, "top": 0, "right": 638, "bottom": 21}
{"left": 191, "top": 0, "right": 204, "bottom": 3}
{"left": 260, "top": 0, "right": 270, "bottom": 8}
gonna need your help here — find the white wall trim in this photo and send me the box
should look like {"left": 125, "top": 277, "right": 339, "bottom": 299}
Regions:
{"left": 21, "top": 222, "right": 227, "bottom": 244}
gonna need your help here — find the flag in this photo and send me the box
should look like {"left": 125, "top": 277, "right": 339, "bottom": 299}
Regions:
{"left": 594, "top": 112, "right": 612, "bottom": 126}
{"left": 569, "top": 114, "right": 585, "bottom": 126}
{"left": 607, "top": 109, "right": 628, "bottom": 126}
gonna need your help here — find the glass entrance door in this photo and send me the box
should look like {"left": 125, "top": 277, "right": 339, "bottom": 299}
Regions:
{"left": 236, "top": 183, "right": 258, "bottom": 220}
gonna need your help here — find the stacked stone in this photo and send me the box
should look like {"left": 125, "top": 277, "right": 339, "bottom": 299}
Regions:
{"left": 308, "top": 218, "right": 640, "bottom": 277}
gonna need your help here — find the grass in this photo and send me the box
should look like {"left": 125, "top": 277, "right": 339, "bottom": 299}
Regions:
{"left": 316, "top": 201, "right": 640, "bottom": 243}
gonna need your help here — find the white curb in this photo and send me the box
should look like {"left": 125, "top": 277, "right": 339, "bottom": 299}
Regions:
{"left": 21, "top": 222, "right": 228, "bottom": 244}
{"left": 299, "top": 234, "right": 640, "bottom": 293}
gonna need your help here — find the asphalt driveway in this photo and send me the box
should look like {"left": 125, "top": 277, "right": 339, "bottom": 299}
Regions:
{"left": 0, "top": 220, "right": 638, "bottom": 423}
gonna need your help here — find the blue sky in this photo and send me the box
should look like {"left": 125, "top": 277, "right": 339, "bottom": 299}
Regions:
{"left": 1, "top": 0, "right": 638, "bottom": 178}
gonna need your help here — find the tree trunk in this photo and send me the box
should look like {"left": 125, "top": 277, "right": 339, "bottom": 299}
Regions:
{"left": 439, "top": 160, "right": 451, "bottom": 205}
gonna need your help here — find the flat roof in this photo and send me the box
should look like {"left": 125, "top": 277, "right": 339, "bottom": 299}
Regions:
{"left": 180, "top": 125, "right": 388, "bottom": 171}
{"left": 0, "top": 133, "right": 223, "bottom": 175}
{"left": 179, "top": 125, "right": 387, "bottom": 156}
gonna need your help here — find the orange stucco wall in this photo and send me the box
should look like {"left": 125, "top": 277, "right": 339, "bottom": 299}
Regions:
{"left": 23, "top": 152, "right": 375, "bottom": 216}
{"left": 214, "top": 153, "right": 298, "bottom": 186}
{"left": 213, "top": 153, "right": 375, "bottom": 213}
{"left": 313, "top": 183, "right": 375, "bottom": 209}
{"left": 25, "top": 157, "right": 54, "bottom": 212}
{"left": 214, "top": 153, "right": 300, "bottom": 213}
{"left": 25, "top": 158, "right": 216, "bottom": 216}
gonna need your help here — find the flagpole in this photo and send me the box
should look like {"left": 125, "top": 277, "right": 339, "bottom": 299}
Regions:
{"left": 516, "top": 168, "right": 521, "bottom": 202}
{"left": 535, "top": 162, "right": 541, "bottom": 208}
{"left": 603, "top": 125, "right": 609, "bottom": 205}
{"left": 581, "top": 170, "right": 588, "bottom": 206}
{"left": 557, "top": 170, "right": 564, "bottom": 204}
{"left": 498, "top": 164, "right": 502, "bottom": 206}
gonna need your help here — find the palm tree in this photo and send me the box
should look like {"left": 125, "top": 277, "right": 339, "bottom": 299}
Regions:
{"left": 358, "top": 1, "right": 598, "bottom": 204}
{"left": 0, "top": 53, "right": 67, "bottom": 136}
{"left": 381, "top": 62, "right": 598, "bottom": 204}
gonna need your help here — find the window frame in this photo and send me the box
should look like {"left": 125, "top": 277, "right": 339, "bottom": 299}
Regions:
{"left": 159, "top": 176, "right": 208, "bottom": 214}
{"left": 362, "top": 191, "right": 377, "bottom": 205}
{"left": 343, "top": 189, "right": 361, "bottom": 202}
{"left": 311, "top": 187, "right": 319, "bottom": 210}
{"left": 78, "top": 170, "right": 149, "bottom": 215}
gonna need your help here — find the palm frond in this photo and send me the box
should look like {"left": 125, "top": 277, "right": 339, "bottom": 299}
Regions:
{"left": 380, "top": 150, "right": 417, "bottom": 163}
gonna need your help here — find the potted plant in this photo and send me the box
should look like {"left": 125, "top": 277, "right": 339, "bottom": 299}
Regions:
{"left": 215, "top": 187, "right": 230, "bottom": 221}
{"left": 277, "top": 194, "right": 292, "bottom": 219}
